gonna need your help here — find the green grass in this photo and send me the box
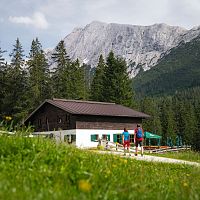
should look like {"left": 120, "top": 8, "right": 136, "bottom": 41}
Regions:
{"left": 0, "top": 136, "right": 200, "bottom": 200}
{"left": 148, "top": 151, "right": 200, "bottom": 163}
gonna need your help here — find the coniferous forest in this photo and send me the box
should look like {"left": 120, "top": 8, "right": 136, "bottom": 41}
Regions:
{"left": 0, "top": 38, "right": 200, "bottom": 151}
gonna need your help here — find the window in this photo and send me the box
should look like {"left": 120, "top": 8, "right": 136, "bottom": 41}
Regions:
{"left": 91, "top": 134, "right": 99, "bottom": 142}
{"left": 64, "top": 135, "right": 76, "bottom": 143}
{"left": 57, "top": 116, "right": 62, "bottom": 124}
{"left": 113, "top": 134, "right": 122, "bottom": 143}
{"left": 71, "top": 135, "right": 76, "bottom": 142}
{"left": 102, "top": 134, "right": 110, "bottom": 141}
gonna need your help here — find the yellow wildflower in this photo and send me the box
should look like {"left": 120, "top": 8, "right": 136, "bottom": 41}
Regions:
{"left": 106, "top": 170, "right": 111, "bottom": 175}
{"left": 5, "top": 116, "right": 12, "bottom": 121}
{"left": 78, "top": 180, "right": 92, "bottom": 192}
{"left": 183, "top": 182, "right": 188, "bottom": 187}
{"left": 123, "top": 159, "right": 127, "bottom": 164}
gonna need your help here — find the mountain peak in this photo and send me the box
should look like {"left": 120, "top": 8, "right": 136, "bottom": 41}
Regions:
{"left": 49, "top": 21, "right": 200, "bottom": 77}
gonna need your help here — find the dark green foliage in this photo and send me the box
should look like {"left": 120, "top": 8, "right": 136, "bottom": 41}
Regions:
{"left": 70, "top": 59, "right": 85, "bottom": 100}
{"left": 159, "top": 98, "right": 177, "bottom": 145}
{"left": 81, "top": 63, "right": 92, "bottom": 100}
{"left": 101, "top": 51, "right": 135, "bottom": 107}
{"left": 139, "top": 91, "right": 200, "bottom": 150}
{"left": 140, "top": 97, "right": 162, "bottom": 135}
{"left": 51, "top": 41, "right": 87, "bottom": 99}
{"left": 26, "top": 38, "right": 52, "bottom": 111}
{"left": 90, "top": 54, "right": 106, "bottom": 101}
{"left": 51, "top": 40, "right": 71, "bottom": 98}
{"left": 2, "top": 38, "right": 28, "bottom": 121}
{"left": 0, "top": 47, "right": 7, "bottom": 114}
{"left": 133, "top": 35, "right": 200, "bottom": 96}
{"left": 0, "top": 46, "right": 6, "bottom": 68}
{"left": 132, "top": 35, "right": 200, "bottom": 150}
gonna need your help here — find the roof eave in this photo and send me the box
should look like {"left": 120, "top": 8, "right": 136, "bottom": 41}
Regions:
{"left": 24, "top": 100, "right": 49, "bottom": 124}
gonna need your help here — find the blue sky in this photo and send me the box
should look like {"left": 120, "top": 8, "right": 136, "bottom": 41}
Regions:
{"left": 0, "top": 0, "right": 200, "bottom": 58}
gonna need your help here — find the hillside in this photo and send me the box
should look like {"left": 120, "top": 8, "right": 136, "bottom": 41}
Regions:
{"left": 133, "top": 35, "right": 200, "bottom": 96}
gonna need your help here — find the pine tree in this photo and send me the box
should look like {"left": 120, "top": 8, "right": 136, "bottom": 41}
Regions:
{"left": 3, "top": 38, "right": 27, "bottom": 121}
{"left": 194, "top": 102, "right": 200, "bottom": 150}
{"left": 181, "top": 101, "right": 197, "bottom": 145}
{"left": 27, "top": 38, "right": 52, "bottom": 111}
{"left": 81, "top": 63, "right": 92, "bottom": 100}
{"left": 102, "top": 51, "right": 135, "bottom": 107}
{"left": 140, "top": 97, "right": 162, "bottom": 135}
{"left": 0, "top": 46, "right": 7, "bottom": 116}
{"left": 51, "top": 40, "right": 71, "bottom": 98}
{"left": 160, "top": 98, "right": 177, "bottom": 145}
{"left": 90, "top": 54, "right": 106, "bottom": 101}
{"left": 70, "top": 59, "right": 85, "bottom": 99}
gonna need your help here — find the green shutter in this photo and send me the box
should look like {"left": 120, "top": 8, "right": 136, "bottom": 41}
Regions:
{"left": 91, "top": 135, "right": 96, "bottom": 141}
{"left": 113, "top": 134, "right": 117, "bottom": 142}
{"left": 107, "top": 135, "right": 110, "bottom": 141}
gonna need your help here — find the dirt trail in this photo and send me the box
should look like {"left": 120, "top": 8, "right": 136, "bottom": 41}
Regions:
{"left": 97, "top": 151, "right": 200, "bottom": 167}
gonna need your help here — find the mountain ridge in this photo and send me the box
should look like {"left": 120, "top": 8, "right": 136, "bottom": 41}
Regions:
{"left": 133, "top": 34, "right": 200, "bottom": 96}
{"left": 47, "top": 21, "right": 200, "bottom": 77}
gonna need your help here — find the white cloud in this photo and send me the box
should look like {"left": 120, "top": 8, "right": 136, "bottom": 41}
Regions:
{"left": 8, "top": 12, "right": 49, "bottom": 29}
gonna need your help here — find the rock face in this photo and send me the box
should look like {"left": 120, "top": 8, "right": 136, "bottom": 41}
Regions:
{"left": 48, "top": 21, "right": 200, "bottom": 77}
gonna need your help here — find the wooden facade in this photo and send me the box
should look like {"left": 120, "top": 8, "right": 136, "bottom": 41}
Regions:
{"left": 25, "top": 102, "right": 144, "bottom": 132}
{"left": 75, "top": 115, "right": 141, "bottom": 130}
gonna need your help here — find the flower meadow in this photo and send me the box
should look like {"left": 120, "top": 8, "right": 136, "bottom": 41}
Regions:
{"left": 0, "top": 135, "right": 200, "bottom": 200}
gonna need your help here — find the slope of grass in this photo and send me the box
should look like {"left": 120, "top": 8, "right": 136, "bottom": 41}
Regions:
{"left": 0, "top": 136, "right": 200, "bottom": 200}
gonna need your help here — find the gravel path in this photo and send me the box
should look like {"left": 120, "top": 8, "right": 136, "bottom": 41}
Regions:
{"left": 97, "top": 151, "right": 200, "bottom": 167}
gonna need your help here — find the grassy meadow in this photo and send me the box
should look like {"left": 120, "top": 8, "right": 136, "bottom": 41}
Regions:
{"left": 0, "top": 135, "right": 200, "bottom": 200}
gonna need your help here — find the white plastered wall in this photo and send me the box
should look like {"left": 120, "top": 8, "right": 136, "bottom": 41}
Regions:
{"left": 75, "top": 129, "right": 134, "bottom": 148}
{"left": 33, "top": 129, "right": 135, "bottom": 148}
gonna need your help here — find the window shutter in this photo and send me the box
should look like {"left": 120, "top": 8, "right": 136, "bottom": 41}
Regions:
{"left": 91, "top": 135, "right": 95, "bottom": 141}
{"left": 113, "top": 134, "right": 117, "bottom": 142}
{"left": 107, "top": 135, "right": 110, "bottom": 141}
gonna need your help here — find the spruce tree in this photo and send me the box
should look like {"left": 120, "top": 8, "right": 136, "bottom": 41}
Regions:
{"left": 81, "top": 63, "right": 91, "bottom": 100}
{"left": 160, "top": 98, "right": 177, "bottom": 145}
{"left": 70, "top": 59, "right": 85, "bottom": 99}
{"left": 90, "top": 54, "right": 106, "bottom": 101}
{"left": 51, "top": 40, "right": 71, "bottom": 98}
{"left": 194, "top": 102, "right": 200, "bottom": 150}
{"left": 181, "top": 101, "right": 197, "bottom": 146}
{"left": 0, "top": 46, "right": 7, "bottom": 116}
{"left": 140, "top": 97, "right": 162, "bottom": 135}
{"left": 4, "top": 38, "right": 27, "bottom": 121}
{"left": 102, "top": 51, "right": 135, "bottom": 107}
{"left": 27, "top": 38, "right": 51, "bottom": 111}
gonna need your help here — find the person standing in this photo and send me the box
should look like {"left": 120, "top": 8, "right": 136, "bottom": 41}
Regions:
{"left": 122, "top": 128, "right": 131, "bottom": 156}
{"left": 134, "top": 124, "right": 144, "bottom": 156}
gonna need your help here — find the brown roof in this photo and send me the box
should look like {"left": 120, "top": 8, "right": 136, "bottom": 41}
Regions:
{"left": 48, "top": 98, "right": 149, "bottom": 118}
{"left": 24, "top": 98, "right": 150, "bottom": 122}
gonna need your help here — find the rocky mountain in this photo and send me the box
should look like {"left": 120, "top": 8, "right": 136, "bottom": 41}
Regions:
{"left": 47, "top": 21, "right": 200, "bottom": 77}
